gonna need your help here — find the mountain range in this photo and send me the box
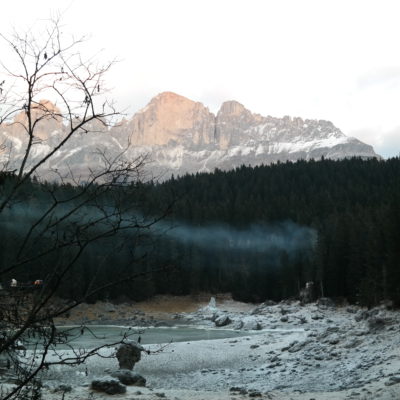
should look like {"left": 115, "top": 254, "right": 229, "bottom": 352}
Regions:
{"left": 0, "top": 92, "right": 379, "bottom": 181}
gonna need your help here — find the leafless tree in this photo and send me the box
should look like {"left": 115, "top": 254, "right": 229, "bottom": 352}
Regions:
{"left": 0, "top": 17, "right": 171, "bottom": 399}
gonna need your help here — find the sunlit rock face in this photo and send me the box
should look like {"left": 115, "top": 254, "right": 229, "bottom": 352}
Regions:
{"left": 125, "top": 92, "right": 216, "bottom": 147}
{"left": 0, "top": 93, "right": 379, "bottom": 181}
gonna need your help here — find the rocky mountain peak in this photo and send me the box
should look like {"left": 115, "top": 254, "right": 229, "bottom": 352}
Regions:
{"left": 0, "top": 92, "right": 380, "bottom": 181}
{"left": 128, "top": 92, "right": 215, "bottom": 146}
{"left": 149, "top": 91, "right": 190, "bottom": 106}
{"left": 9, "top": 99, "right": 62, "bottom": 141}
{"left": 218, "top": 100, "right": 247, "bottom": 116}
{"left": 216, "top": 100, "right": 263, "bottom": 149}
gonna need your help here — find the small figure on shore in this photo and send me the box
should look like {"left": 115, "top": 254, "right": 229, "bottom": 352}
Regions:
{"left": 10, "top": 278, "right": 17, "bottom": 288}
{"left": 299, "top": 281, "right": 314, "bottom": 305}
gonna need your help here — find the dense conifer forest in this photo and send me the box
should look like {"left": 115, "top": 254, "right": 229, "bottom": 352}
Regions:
{"left": 1, "top": 157, "right": 400, "bottom": 306}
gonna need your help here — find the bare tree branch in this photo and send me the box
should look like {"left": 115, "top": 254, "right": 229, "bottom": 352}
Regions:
{"left": 0, "top": 18, "right": 174, "bottom": 400}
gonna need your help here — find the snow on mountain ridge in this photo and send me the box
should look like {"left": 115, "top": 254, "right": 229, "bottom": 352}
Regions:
{"left": 0, "top": 93, "right": 379, "bottom": 181}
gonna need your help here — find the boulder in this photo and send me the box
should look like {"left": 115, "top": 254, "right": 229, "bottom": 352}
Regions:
{"left": 316, "top": 297, "right": 335, "bottom": 308}
{"left": 250, "top": 300, "right": 276, "bottom": 315}
{"left": 311, "top": 313, "right": 324, "bottom": 320}
{"left": 232, "top": 320, "right": 244, "bottom": 330}
{"left": 385, "top": 375, "right": 400, "bottom": 386}
{"left": 209, "top": 312, "right": 218, "bottom": 322}
{"left": 91, "top": 377, "right": 126, "bottom": 394}
{"left": 354, "top": 310, "right": 370, "bottom": 322}
{"left": 242, "top": 318, "right": 262, "bottom": 331}
{"left": 368, "top": 316, "right": 386, "bottom": 332}
{"left": 214, "top": 315, "right": 231, "bottom": 327}
{"left": 287, "top": 339, "right": 311, "bottom": 353}
{"left": 326, "top": 326, "right": 340, "bottom": 333}
{"left": 116, "top": 341, "right": 145, "bottom": 370}
{"left": 110, "top": 369, "right": 146, "bottom": 386}
{"left": 328, "top": 335, "right": 340, "bottom": 345}
{"left": 51, "top": 384, "right": 72, "bottom": 393}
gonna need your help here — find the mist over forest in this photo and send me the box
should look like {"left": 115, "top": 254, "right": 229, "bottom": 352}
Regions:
{"left": 1, "top": 156, "right": 400, "bottom": 306}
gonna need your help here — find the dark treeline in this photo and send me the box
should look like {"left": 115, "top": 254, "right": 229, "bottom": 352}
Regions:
{"left": 144, "top": 157, "right": 400, "bottom": 306}
{"left": 0, "top": 172, "right": 160, "bottom": 303}
{"left": 1, "top": 157, "right": 400, "bottom": 306}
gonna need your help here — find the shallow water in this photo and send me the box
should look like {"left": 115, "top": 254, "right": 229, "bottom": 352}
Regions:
{"left": 26, "top": 325, "right": 254, "bottom": 350}
{"left": 19, "top": 325, "right": 259, "bottom": 385}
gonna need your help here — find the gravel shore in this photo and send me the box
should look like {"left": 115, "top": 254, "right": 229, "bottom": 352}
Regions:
{"left": 3, "top": 296, "right": 400, "bottom": 400}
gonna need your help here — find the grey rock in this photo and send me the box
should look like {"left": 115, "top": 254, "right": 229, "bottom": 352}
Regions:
{"left": 326, "top": 326, "right": 340, "bottom": 333}
{"left": 232, "top": 320, "right": 244, "bottom": 330}
{"left": 368, "top": 317, "right": 387, "bottom": 332}
{"left": 214, "top": 315, "right": 231, "bottom": 327}
{"left": 328, "top": 335, "right": 340, "bottom": 345}
{"left": 354, "top": 310, "right": 370, "bottom": 322}
{"left": 385, "top": 375, "right": 400, "bottom": 386}
{"left": 311, "top": 313, "right": 324, "bottom": 320}
{"left": 110, "top": 369, "right": 146, "bottom": 386}
{"left": 91, "top": 377, "right": 126, "bottom": 394}
{"left": 250, "top": 300, "right": 276, "bottom": 315}
{"left": 51, "top": 384, "right": 72, "bottom": 393}
{"left": 316, "top": 297, "right": 335, "bottom": 308}
{"left": 116, "top": 341, "right": 146, "bottom": 370}
{"left": 288, "top": 339, "right": 311, "bottom": 353}
{"left": 249, "top": 390, "right": 262, "bottom": 397}
{"left": 242, "top": 319, "right": 262, "bottom": 331}
{"left": 230, "top": 387, "right": 248, "bottom": 395}
{"left": 343, "top": 338, "right": 363, "bottom": 348}
{"left": 208, "top": 312, "right": 218, "bottom": 322}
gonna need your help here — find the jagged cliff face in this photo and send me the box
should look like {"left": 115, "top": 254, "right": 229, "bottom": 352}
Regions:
{"left": 0, "top": 92, "right": 379, "bottom": 181}
{"left": 216, "top": 100, "right": 264, "bottom": 149}
{"left": 126, "top": 92, "right": 215, "bottom": 147}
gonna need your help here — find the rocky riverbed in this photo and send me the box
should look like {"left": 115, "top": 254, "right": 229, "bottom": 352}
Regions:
{"left": 2, "top": 296, "right": 400, "bottom": 399}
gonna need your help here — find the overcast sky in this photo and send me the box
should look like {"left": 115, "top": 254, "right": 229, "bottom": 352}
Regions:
{"left": 2, "top": 0, "right": 400, "bottom": 158}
